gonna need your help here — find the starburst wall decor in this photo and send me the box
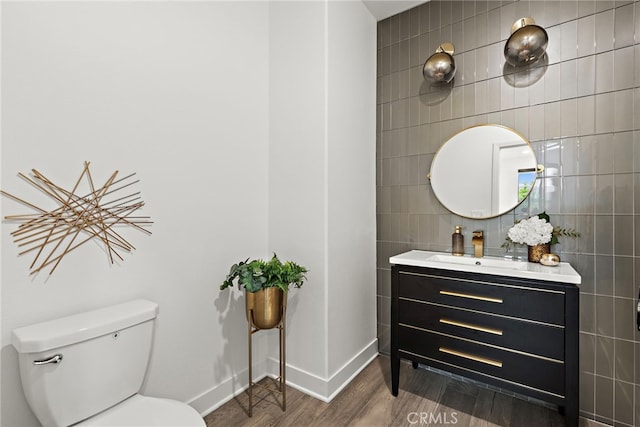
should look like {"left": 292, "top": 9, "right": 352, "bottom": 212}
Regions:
{"left": 1, "top": 161, "right": 152, "bottom": 276}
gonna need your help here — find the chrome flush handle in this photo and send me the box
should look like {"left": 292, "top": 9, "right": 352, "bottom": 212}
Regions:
{"left": 33, "top": 354, "right": 63, "bottom": 365}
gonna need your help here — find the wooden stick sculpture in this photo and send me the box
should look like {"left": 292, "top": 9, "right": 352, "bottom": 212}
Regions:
{"left": 1, "top": 161, "right": 152, "bottom": 275}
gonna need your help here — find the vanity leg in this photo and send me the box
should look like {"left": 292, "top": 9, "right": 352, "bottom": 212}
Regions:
{"left": 564, "top": 286, "right": 579, "bottom": 427}
{"left": 391, "top": 354, "right": 399, "bottom": 396}
{"left": 565, "top": 404, "right": 578, "bottom": 427}
{"left": 391, "top": 265, "right": 400, "bottom": 397}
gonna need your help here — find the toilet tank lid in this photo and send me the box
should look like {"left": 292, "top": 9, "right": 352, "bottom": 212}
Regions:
{"left": 11, "top": 299, "right": 159, "bottom": 354}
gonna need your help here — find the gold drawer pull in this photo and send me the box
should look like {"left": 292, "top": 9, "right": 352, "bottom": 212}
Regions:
{"left": 439, "top": 290, "right": 503, "bottom": 304}
{"left": 439, "top": 347, "right": 503, "bottom": 368}
{"left": 439, "top": 318, "right": 503, "bottom": 336}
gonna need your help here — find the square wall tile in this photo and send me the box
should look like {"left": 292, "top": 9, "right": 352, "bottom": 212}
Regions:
{"left": 595, "top": 215, "right": 614, "bottom": 255}
{"left": 560, "top": 20, "right": 578, "bottom": 62}
{"left": 595, "top": 51, "right": 614, "bottom": 94}
{"left": 595, "top": 9, "right": 614, "bottom": 53}
{"left": 596, "top": 335, "right": 614, "bottom": 378}
{"left": 377, "top": 295, "right": 390, "bottom": 325}
{"left": 614, "top": 89, "right": 634, "bottom": 133}
{"left": 581, "top": 293, "right": 596, "bottom": 333}
{"left": 577, "top": 96, "right": 596, "bottom": 136}
{"left": 613, "top": 3, "right": 635, "bottom": 48}
{"left": 560, "top": 60, "right": 578, "bottom": 100}
{"left": 595, "top": 376, "right": 614, "bottom": 420}
{"left": 578, "top": 1, "right": 596, "bottom": 18}
{"left": 614, "top": 380, "right": 634, "bottom": 425}
{"left": 581, "top": 333, "right": 596, "bottom": 373}
{"left": 637, "top": 341, "right": 640, "bottom": 384}
{"left": 544, "top": 63, "right": 561, "bottom": 103}
{"left": 614, "top": 256, "right": 635, "bottom": 298}
{"left": 595, "top": 134, "right": 614, "bottom": 175}
{"left": 581, "top": 372, "right": 596, "bottom": 414}
{"left": 377, "top": 323, "right": 390, "bottom": 354}
{"left": 613, "top": 132, "right": 634, "bottom": 174}
{"left": 376, "top": 268, "right": 391, "bottom": 298}
{"left": 544, "top": 102, "right": 561, "bottom": 139}
{"left": 614, "top": 297, "right": 636, "bottom": 341}
{"left": 613, "top": 46, "right": 634, "bottom": 91}
{"left": 560, "top": 98, "right": 578, "bottom": 137}
{"left": 595, "top": 296, "right": 615, "bottom": 336}
{"left": 614, "top": 338, "right": 635, "bottom": 383}
{"left": 595, "top": 174, "right": 614, "bottom": 213}
{"left": 575, "top": 214, "right": 596, "bottom": 255}
{"left": 561, "top": 177, "right": 578, "bottom": 215}
{"left": 635, "top": 46, "right": 640, "bottom": 90}
{"left": 635, "top": 215, "right": 640, "bottom": 258}
{"left": 613, "top": 215, "right": 633, "bottom": 256}
{"left": 595, "top": 255, "right": 614, "bottom": 296}
{"left": 578, "top": 14, "right": 596, "bottom": 56}
{"left": 635, "top": 131, "right": 640, "bottom": 173}
{"left": 596, "top": 77, "right": 616, "bottom": 124}
{"left": 577, "top": 55, "right": 596, "bottom": 97}
{"left": 636, "top": 384, "right": 640, "bottom": 427}
{"left": 463, "top": 16, "right": 476, "bottom": 53}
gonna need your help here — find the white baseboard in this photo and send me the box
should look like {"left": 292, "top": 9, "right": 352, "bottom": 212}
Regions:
{"left": 266, "top": 338, "right": 379, "bottom": 402}
{"left": 191, "top": 338, "right": 379, "bottom": 416}
{"left": 189, "top": 358, "right": 268, "bottom": 417}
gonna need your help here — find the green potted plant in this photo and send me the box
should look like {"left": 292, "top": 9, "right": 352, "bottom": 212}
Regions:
{"left": 220, "top": 254, "right": 308, "bottom": 329}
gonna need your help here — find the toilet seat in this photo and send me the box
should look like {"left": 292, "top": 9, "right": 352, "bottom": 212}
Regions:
{"left": 75, "top": 394, "right": 205, "bottom": 426}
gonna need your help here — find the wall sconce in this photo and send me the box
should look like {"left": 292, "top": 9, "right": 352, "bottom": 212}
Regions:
{"left": 504, "top": 18, "right": 548, "bottom": 66}
{"left": 423, "top": 42, "right": 456, "bottom": 84}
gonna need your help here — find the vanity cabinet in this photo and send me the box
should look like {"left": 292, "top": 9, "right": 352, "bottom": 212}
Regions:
{"left": 390, "top": 263, "right": 579, "bottom": 427}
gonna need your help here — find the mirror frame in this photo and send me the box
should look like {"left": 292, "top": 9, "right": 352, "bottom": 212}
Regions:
{"left": 429, "top": 124, "right": 541, "bottom": 219}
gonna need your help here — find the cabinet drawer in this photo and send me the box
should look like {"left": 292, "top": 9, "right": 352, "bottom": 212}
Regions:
{"left": 398, "top": 325, "right": 565, "bottom": 397}
{"left": 398, "top": 271, "right": 565, "bottom": 324}
{"left": 398, "top": 298, "right": 564, "bottom": 360}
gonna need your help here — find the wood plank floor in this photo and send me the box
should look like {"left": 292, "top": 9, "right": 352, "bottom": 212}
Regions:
{"left": 204, "top": 355, "right": 573, "bottom": 427}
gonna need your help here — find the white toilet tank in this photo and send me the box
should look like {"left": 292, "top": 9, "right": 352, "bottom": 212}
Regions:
{"left": 12, "top": 299, "right": 160, "bottom": 427}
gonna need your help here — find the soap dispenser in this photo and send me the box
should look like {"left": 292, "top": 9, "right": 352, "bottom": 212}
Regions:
{"left": 452, "top": 226, "right": 464, "bottom": 256}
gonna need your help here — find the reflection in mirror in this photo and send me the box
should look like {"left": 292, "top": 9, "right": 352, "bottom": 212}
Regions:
{"left": 429, "top": 125, "right": 539, "bottom": 219}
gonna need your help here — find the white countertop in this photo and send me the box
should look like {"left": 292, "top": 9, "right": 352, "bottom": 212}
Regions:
{"left": 389, "top": 250, "right": 581, "bottom": 285}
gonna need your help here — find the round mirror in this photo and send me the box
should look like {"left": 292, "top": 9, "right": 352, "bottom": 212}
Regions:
{"left": 429, "top": 125, "right": 540, "bottom": 219}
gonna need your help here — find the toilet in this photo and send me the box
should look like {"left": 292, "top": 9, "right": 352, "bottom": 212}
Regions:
{"left": 11, "top": 299, "right": 206, "bottom": 427}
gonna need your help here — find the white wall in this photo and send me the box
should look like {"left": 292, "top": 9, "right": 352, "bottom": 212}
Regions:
{"left": 1, "top": 1, "right": 378, "bottom": 424}
{"left": 1, "top": 2, "right": 270, "bottom": 425}
{"left": 326, "top": 0, "right": 377, "bottom": 389}
{"left": 268, "top": 0, "right": 329, "bottom": 383}
{"left": 267, "top": 0, "right": 377, "bottom": 400}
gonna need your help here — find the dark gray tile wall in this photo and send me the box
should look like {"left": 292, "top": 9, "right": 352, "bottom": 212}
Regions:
{"left": 376, "top": 1, "right": 640, "bottom": 425}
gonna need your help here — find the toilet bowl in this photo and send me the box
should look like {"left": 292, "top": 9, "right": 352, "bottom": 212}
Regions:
{"left": 11, "top": 299, "right": 206, "bottom": 427}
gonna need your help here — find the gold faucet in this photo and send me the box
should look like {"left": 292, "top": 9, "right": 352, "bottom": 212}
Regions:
{"left": 472, "top": 230, "right": 484, "bottom": 258}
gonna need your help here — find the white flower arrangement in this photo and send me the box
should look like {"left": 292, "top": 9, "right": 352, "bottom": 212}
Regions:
{"left": 507, "top": 215, "right": 553, "bottom": 246}
{"left": 502, "top": 212, "right": 580, "bottom": 251}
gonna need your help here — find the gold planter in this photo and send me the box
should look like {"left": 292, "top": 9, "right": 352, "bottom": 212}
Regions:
{"left": 246, "top": 287, "right": 285, "bottom": 329}
{"left": 246, "top": 287, "right": 287, "bottom": 417}
{"left": 528, "top": 243, "right": 551, "bottom": 263}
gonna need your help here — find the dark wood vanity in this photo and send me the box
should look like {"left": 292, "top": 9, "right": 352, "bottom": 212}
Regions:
{"left": 390, "top": 259, "right": 579, "bottom": 427}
